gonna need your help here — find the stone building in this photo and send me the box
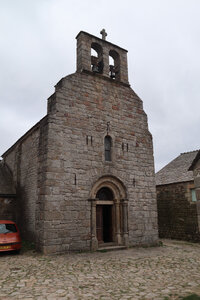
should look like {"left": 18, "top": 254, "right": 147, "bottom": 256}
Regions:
{"left": 156, "top": 150, "right": 200, "bottom": 242}
{"left": 189, "top": 149, "right": 200, "bottom": 233}
{"left": 0, "top": 161, "right": 16, "bottom": 221}
{"left": 1, "top": 30, "right": 158, "bottom": 254}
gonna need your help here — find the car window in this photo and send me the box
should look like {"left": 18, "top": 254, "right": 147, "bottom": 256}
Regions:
{"left": 0, "top": 224, "right": 17, "bottom": 234}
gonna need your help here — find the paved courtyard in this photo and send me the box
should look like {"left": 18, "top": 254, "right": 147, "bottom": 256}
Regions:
{"left": 0, "top": 239, "right": 200, "bottom": 300}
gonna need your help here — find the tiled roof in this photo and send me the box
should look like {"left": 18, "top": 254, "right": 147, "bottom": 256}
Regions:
{"left": 156, "top": 150, "right": 199, "bottom": 186}
{"left": 188, "top": 150, "right": 200, "bottom": 171}
{"left": 0, "top": 161, "right": 16, "bottom": 195}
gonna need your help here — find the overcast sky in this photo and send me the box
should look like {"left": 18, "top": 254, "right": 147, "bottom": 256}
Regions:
{"left": 0, "top": 0, "right": 199, "bottom": 171}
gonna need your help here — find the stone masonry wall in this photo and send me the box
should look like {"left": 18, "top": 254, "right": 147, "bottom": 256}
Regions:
{"left": 41, "top": 70, "right": 158, "bottom": 254}
{"left": 0, "top": 197, "right": 16, "bottom": 221}
{"left": 157, "top": 181, "right": 200, "bottom": 242}
{"left": 3, "top": 127, "right": 40, "bottom": 241}
{"left": 193, "top": 159, "right": 200, "bottom": 236}
{"left": 194, "top": 160, "right": 200, "bottom": 200}
{"left": 35, "top": 116, "right": 49, "bottom": 251}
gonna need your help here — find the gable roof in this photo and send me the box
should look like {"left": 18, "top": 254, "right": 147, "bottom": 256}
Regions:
{"left": 156, "top": 150, "right": 199, "bottom": 186}
{"left": 0, "top": 161, "right": 16, "bottom": 196}
{"left": 188, "top": 150, "right": 200, "bottom": 171}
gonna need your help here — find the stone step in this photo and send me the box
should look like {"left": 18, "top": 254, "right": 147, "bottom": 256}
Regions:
{"left": 97, "top": 245, "right": 127, "bottom": 252}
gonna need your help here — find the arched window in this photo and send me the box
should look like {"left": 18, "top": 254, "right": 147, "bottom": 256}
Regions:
{"left": 96, "top": 187, "right": 114, "bottom": 200}
{"left": 91, "top": 43, "right": 103, "bottom": 74}
{"left": 109, "top": 50, "right": 120, "bottom": 80}
{"left": 104, "top": 135, "right": 112, "bottom": 161}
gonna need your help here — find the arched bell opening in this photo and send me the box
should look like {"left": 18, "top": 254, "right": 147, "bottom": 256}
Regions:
{"left": 109, "top": 50, "right": 120, "bottom": 80}
{"left": 91, "top": 42, "right": 104, "bottom": 74}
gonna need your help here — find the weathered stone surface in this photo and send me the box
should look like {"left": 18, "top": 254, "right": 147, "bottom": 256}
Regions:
{"left": 157, "top": 181, "right": 200, "bottom": 241}
{"left": 0, "top": 161, "right": 16, "bottom": 220}
{"left": 189, "top": 152, "right": 200, "bottom": 239}
{"left": 2, "top": 123, "right": 40, "bottom": 240}
{"left": 0, "top": 197, "right": 16, "bottom": 220}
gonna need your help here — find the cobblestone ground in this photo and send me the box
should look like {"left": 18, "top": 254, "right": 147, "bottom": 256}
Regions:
{"left": 0, "top": 239, "right": 200, "bottom": 300}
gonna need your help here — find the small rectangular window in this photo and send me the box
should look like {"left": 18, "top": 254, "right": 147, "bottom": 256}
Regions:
{"left": 191, "top": 189, "right": 197, "bottom": 202}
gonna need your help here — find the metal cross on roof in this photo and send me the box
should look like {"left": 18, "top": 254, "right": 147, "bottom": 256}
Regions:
{"left": 100, "top": 29, "right": 107, "bottom": 40}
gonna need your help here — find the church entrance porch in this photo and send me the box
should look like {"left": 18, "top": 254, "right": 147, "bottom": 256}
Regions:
{"left": 89, "top": 176, "right": 129, "bottom": 251}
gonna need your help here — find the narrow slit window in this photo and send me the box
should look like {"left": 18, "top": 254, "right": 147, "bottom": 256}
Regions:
{"left": 105, "top": 136, "right": 112, "bottom": 161}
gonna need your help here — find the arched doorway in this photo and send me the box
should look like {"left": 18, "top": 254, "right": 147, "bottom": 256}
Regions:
{"left": 89, "top": 176, "right": 128, "bottom": 250}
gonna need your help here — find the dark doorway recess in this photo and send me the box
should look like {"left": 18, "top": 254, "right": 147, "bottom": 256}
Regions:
{"left": 96, "top": 205, "right": 113, "bottom": 243}
{"left": 96, "top": 187, "right": 113, "bottom": 200}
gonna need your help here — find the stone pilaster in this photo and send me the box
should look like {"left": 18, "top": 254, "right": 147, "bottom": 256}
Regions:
{"left": 115, "top": 200, "right": 121, "bottom": 244}
{"left": 88, "top": 198, "right": 98, "bottom": 251}
{"left": 121, "top": 198, "right": 129, "bottom": 247}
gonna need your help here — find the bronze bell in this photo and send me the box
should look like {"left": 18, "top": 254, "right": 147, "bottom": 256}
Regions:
{"left": 92, "top": 64, "right": 99, "bottom": 72}
{"left": 109, "top": 65, "right": 115, "bottom": 79}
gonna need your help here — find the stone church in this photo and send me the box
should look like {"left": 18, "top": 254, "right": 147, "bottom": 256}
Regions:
{"left": 0, "top": 30, "right": 158, "bottom": 254}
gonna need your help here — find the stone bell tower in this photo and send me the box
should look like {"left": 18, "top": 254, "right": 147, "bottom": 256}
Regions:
{"left": 76, "top": 30, "right": 129, "bottom": 85}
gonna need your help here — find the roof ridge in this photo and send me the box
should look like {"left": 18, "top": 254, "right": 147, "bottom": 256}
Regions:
{"left": 180, "top": 149, "right": 199, "bottom": 155}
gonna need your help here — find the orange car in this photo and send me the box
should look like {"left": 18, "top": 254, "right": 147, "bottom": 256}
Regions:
{"left": 0, "top": 220, "right": 21, "bottom": 253}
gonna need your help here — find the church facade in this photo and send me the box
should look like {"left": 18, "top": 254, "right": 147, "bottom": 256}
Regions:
{"left": 1, "top": 31, "right": 158, "bottom": 254}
